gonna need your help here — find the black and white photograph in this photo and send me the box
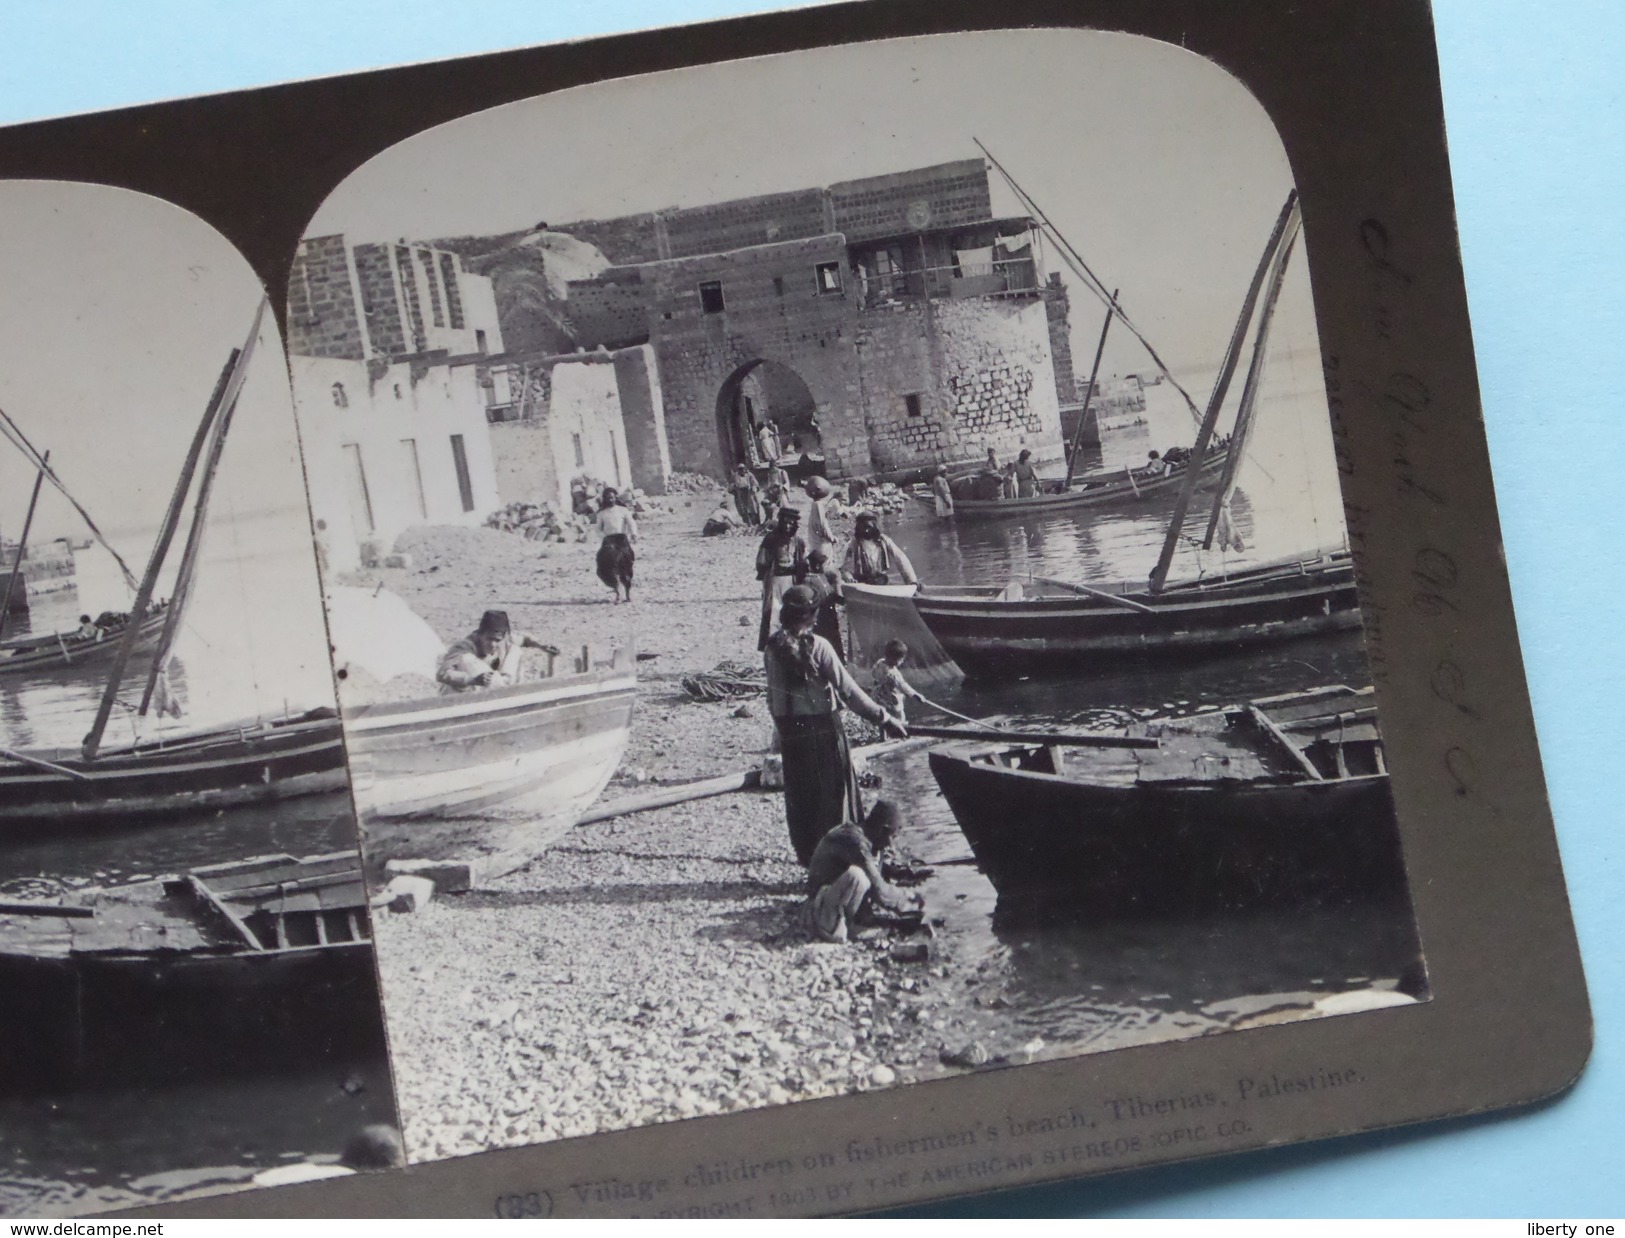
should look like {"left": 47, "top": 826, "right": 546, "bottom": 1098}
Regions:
{"left": 288, "top": 26, "right": 1430, "bottom": 1171}
{"left": 0, "top": 183, "right": 398, "bottom": 1215}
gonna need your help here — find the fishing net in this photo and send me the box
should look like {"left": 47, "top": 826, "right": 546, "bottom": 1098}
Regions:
{"left": 680, "top": 660, "right": 766, "bottom": 701}
{"left": 843, "top": 586, "right": 964, "bottom": 694}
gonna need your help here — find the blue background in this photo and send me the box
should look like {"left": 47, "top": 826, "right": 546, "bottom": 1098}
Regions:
{"left": 0, "top": 0, "right": 1616, "bottom": 1218}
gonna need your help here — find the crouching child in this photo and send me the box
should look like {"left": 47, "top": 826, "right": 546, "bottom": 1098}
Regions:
{"left": 800, "top": 801, "right": 922, "bottom": 943}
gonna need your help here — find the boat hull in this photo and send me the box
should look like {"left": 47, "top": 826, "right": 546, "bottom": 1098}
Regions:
{"left": 343, "top": 667, "right": 637, "bottom": 875}
{"left": 909, "top": 560, "right": 1363, "bottom": 677}
{"left": 0, "top": 940, "right": 386, "bottom": 1092}
{"left": 0, "top": 853, "right": 388, "bottom": 1093}
{"left": 928, "top": 748, "right": 1407, "bottom": 919}
{"left": 948, "top": 453, "right": 1224, "bottom": 517}
{"left": 0, "top": 608, "right": 168, "bottom": 679}
{"left": 0, "top": 712, "right": 348, "bottom": 830}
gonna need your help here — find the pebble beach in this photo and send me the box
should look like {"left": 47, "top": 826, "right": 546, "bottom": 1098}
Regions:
{"left": 353, "top": 493, "right": 1005, "bottom": 1163}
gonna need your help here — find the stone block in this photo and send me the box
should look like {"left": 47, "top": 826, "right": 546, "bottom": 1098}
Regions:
{"left": 384, "top": 859, "right": 475, "bottom": 894}
{"left": 383, "top": 874, "right": 436, "bottom": 914}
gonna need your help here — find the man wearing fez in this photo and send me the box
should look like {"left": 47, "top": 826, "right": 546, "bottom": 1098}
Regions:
{"left": 436, "top": 609, "right": 558, "bottom": 693}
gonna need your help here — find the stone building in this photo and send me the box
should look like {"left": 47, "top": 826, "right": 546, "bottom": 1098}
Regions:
{"left": 292, "top": 353, "right": 500, "bottom": 575}
{"left": 553, "top": 160, "right": 1075, "bottom": 481}
{"left": 287, "top": 234, "right": 510, "bottom": 572}
{"left": 480, "top": 343, "right": 671, "bottom": 504}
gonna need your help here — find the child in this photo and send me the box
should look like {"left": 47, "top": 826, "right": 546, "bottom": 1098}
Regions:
{"left": 871, "top": 638, "right": 926, "bottom": 725}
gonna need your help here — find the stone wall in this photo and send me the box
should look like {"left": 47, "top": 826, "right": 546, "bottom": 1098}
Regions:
{"left": 829, "top": 160, "right": 993, "bottom": 244}
{"left": 288, "top": 234, "right": 365, "bottom": 360}
{"left": 489, "top": 419, "right": 563, "bottom": 511}
{"left": 354, "top": 244, "right": 406, "bottom": 357}
{"left": 613, "top": 345, "right": 670, "bottom": 493}
{"left": 660, "top": 188, "right": 830, "bottom": 260}
{"left": 567, "top": 272, "right": 649, "bottom": 349}
{"left": 855, "top": 297, "right": 1063, "bottom": 472}
{"left": 1044, "top": 274, "right": 1077, "bottom": 405}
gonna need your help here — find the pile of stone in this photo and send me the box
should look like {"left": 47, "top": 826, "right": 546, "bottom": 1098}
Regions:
{"left": 665, "top": 471, "right": 723, "bottom": 495}
{"left": 484, "top": 501, "right": 569, "bottom": 541}
{"left": 834, "top": 482, "right": 910, "bottom": 519}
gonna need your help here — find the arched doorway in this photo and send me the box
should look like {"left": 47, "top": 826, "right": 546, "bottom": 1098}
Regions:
{"left": 714, "top": 359, "right": 821, "bottom": 475}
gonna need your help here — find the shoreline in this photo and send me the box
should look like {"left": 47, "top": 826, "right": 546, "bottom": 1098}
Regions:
{"left": 354, "top": 496, "right": 988, "bottom": 1161}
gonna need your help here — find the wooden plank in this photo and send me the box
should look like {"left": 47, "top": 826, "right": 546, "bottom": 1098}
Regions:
{"left": 908, "top": 724, "right": 1159, "bottom": 749}
{"left": 0, "top": 900, "right": 93, "bottom": 918}
{"left": 1247, "top": 705, "right": 1324, "bottom": 781}
{"left": 185, "top": 875, "right": 265, "bottom": 950}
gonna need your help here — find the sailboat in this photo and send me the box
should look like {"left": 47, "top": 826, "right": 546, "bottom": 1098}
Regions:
{"left": 0, "top": 302, "right": 348, "bottom": 829}
{"left": 849, "top": 190, "right": 1362, "bottom": 679}
{"left": 0, "top": 430, "right": 171, "bottom": 679}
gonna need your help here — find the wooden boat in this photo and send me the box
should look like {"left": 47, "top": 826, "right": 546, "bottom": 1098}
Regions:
{"left": 0, "top": 306, "right": 357, "bottom": 828}
{"left": 0, "top": 708, "right": 348, "bottom": 830}
{"left": 865, "top": 195, "right": 1351, "bottom": 679}
{"left": 0, "top": 602, "right": 169, "bottom": 679}
{"left": 342, "top": 647, "right": 637, "bottom": 878}
{"left": 851, "top": 549, "right": 1360, "bottom": 678}
{"left": 939, "top": 449, "right": 1226, "bottom": 518}
{"left": 0, "top": 851, "right": 387, "bottom": 1091}
{"left": 927, "top": 685, "right": 1407, "bottom": 918}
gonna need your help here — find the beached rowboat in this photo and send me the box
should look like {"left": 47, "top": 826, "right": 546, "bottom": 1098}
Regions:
{"left": 341, "top": 650, "right": 637, "bottom": 877}
{"left": 927, "top": 685, "right": 1406, "bottom": 918}
{"left": 0, "top": 851, "right": 387, "bottom": 1091}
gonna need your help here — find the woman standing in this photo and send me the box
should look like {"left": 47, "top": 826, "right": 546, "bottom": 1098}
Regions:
{"left": 755, "top": 506, "right": 808, "bottom": 651}
{"left": 803, "top": 475, "right": 840, "bottom": 563}
{"left": 930, "top": 466, "right": 954, "bottom": 518}
{"left": 730, "top": 464, "right": 763, "bottom": 526}
{"left": 1014, "top": 448, "right": 1040, "bottom": 498}
{"left": 594, "top": 489, "right": 637, "bottom": 603}
{"left": 765, "top": 585, "right": 906, "bottom": 864}
{"left": 841, "top": 511, "right": 918, "bottom": 586}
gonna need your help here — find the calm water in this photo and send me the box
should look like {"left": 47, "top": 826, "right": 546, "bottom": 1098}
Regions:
{"left": 0, "top": 518, "right": 393, "bottom": 1219}
{"left": 850, "top": 375, "right": 1424, "bottom": 1064}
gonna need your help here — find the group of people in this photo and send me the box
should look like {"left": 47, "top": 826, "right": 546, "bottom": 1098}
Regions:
{"left": 764, "top": 582, "right": 923, "bottom": 943}
{"left": 746, "top": 480, "right": 932, "bottom": 941}
{"left": 442, "top": 460, "right": 938, "bottom": 944}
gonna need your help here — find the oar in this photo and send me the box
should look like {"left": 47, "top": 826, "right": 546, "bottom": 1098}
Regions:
{"left": 0, "top": 744, "right": 92, "bottom": 780}
{"left": 916, "top": 693, "right": 1009, "bottom": 731}
{"left": 1032, "top": 577, "right": 1157, "bottom": 614}
{"left": 906, "top": 724, "right": 1158, "bottom": 749}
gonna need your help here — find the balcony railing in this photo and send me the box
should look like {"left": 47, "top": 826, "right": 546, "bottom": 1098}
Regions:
{"left": 856, "top": 256, "right": 1040, "bottom": 308}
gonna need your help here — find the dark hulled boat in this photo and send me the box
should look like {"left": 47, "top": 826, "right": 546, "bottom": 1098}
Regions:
{"left": 0, "top": 852, "right": 387, "bottom": 1092}
{"left": 0, "top": 709, "right": 347, "bottom": 831}
{"left": 857, "top": 549, "right": 1360, "bottom": 679}
{"left": 0, "top": 603, "right": 168, "bottom": 679}
{"left": 941, "top": 450, "right": 1225, "bottom": 518}
{"left": 927, "top": 685, "right": 1407, "bottom": 918}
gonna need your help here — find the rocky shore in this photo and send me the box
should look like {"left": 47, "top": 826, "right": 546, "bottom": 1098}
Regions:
{"left": 355, "top": 493, "right": 995, "bottom": 1163}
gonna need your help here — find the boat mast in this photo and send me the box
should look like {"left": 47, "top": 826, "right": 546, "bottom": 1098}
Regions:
{"left": 0, "top": 409, "right": 140, "bottom": 592}
{"left": 975, "top": 137, "right": 1207, "bottom": 429}
{"left": 1202, "top": 206, "right": 1302, "bottom": 549}
{"left": 1147, "top": 191, "right": 1297, "bottom": 595}
{"left": 0, "top": 451, "right": 48, "bottom": 641}
{"left": 81, "top": 300, "right": 265, "bottom": 760}
{"left": 136, "top": 316, "right": 260, "bottom": 716}
{"left": 1062, "top": 291, "right": 1117, "bottom": 492}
